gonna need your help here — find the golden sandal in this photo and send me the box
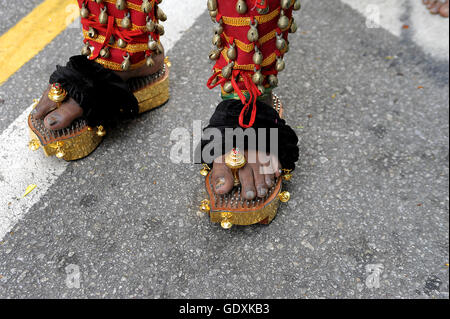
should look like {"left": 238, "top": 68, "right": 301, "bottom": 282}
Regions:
{"left": 28, "top": 58, "right": 171, "bottom": 161}
{"left": 199, "top": 95, "right": 293, "bottom": 229}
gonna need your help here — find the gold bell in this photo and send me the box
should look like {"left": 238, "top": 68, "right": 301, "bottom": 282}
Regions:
{"left": 290, "top": 20, "right": 298, "bottom": 33}
{"left": 28, "top": 139, "right": 40, "bottom": 151}
{"left": 221, "top": 219, "right": 233, "bottom": 230}
{"left": 146, "top": 17, "right": 156, "bottom": 32}
{"left": 253, "top": 47, "right": 263, "bottom": 65}
{"left": 275, "top": 57, "right": 285, "bottom": 72}
{"left": 200, "top": 164, "right": 211, "bottom": 177}
{"left": 279, "top": 191, "right": 291, "bottom": 203}
{"left": 223, "top": 81, "right": 234, "bottom": 93}
{"left": 157, "top": 7, "right": 167, "bottom": 22}
{"left": 81, "top": 41, "right": 91, "bottom": 56}
{"left": 225, "top": 148, "right": 247, "bottom": 186}
{"left": 121, "top": 53, "right": 131, "bottom": 71}
{"left": 207, "top": 0, "right": 218, "bottom": 11}
{"left": 164, "top": 56, "right": 172, "bottom": 68}
{"left": 209, "top": 49, "right": 221, "bottom": 61}
{"left": 281, "top": 0, "right": 292, "bottom": 10}
{"left": 116, "top": 0, "right": 127, "bottom": 10}
{"left": 121, "top": 12, "right": 131, "bottom": 29}
{"left": 80, "top": 4, "right": 89, "bottom": 19}
{"left": 276, "top": 33, "right": 287, "bottom": 51}
{"left": 117, "top": 38, "right": 127, "bottom": 48}
{"left": 53, "top": 142, "right": 65, "bottom": 159}
{"left": 200, "top": 200, "right": 211, "bottom": 213}
{"left": 209, "top": 10, "right": 218, "bottom": 19}
{"left": 278, "top": 10, "right": 290, "bottom": 30}
{"left": 227, "top": 43, "right": 237, "bottom": 61}
{"left": 141, "top": 0, "right": 153, "bottom": 13}
{"left": 100, "top": 46, "right": 110, "bottom": 58}
{"left": 293, "top": 0, "right": 302, "bottom": 11}
{"left": 252, "top": 70, "right": 263, "bottom": 85}
{"left": 212, "top": 34, "right": 222, "bottom": 47}
{"left": 268, "top": 74, "right": 278, "bottom": 87}
{"left": 148, "top": 37, "right": 158, "bottom": 51}
{"left": 282, "top": 169, "right": 293, "bottom": 181}
{"left": 221, "top": 62, "right": 234, "bottom": 79}
{"left": 156, "top": 24, "right": 165, "bottom": 36}
{"left": 96, "top": 126, "right": 106, "bottom": 137}
{"left": 247, "top": 20, "right": 259, "bottom": 43}
{"left": 99, "top": 7, "right": 108, "bottom": 25}
{"left": 236, "top": 0, "right": 247, "bottom": 14}
{"left": 220, "top": 212, "right": 233, "bottom": 229}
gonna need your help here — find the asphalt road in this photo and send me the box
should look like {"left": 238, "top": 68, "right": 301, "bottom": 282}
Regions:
{"left": 0, "top": 0, "right": 448, "bottom": 299}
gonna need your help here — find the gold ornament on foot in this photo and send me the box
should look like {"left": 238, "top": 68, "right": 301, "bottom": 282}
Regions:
{"left": 225, "top": 148, "right": 247, "bottom": 187}
{"left": 200, "top": 164, "right": 211, "bottom": 177}
{"left": 282, "top": 169, "right": 293, "bottom": 181}
{"left": 96, "top": 126, "right": 106, "bottom": 137}
{"left": 278, "top": 191, "right": 291, "bottom": 203}
{"left": 200, "top": 199, "right": 211, "bottom": 213}
{"left": 28, "top": 139, "right": 40, "bottom": 151}
{"left": 48, "top": 83, "right": 67, "bottom": 107}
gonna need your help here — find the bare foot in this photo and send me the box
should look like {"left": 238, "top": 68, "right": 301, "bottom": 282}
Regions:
{"left": 211, "top": 150, "right": 282, "bottom": 200}
{"left": 32, "top": 52, "right": 165, "bottom": 130}
{"left": 423, "top": 0, "right": 449, "bottom": 17}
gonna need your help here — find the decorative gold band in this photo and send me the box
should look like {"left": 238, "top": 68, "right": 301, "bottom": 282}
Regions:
{"left": 222, "top": 20, "right": 292, "bottom": 53}
{"left": 99, "top": 0, "right": 150, "bottom": 13}
{"left": 94, "top": 57, "right": 147, "bottom": 71}
{"left": 222, "top": 7, "right": 281, "bottom": 26}
{"left": 82, "top": 30, "right": 150, "bottom": 53}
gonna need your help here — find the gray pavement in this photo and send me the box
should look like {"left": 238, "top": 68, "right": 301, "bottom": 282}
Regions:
{"left": 0, "top": 0, "right": 448, "bottom": 298}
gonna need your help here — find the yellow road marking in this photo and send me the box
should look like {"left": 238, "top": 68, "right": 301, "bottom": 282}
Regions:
{"left": 0, "top": 0, "right": 78, "bottom": 85}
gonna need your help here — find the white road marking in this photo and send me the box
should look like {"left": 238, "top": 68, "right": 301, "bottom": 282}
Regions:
{"left": 0, "top": 0, "right": 206, "bottom": 241}
{"left": 0, "top": 0, "right": 449, "bottom": 241}
{"left": 341, "top": 0, "right": 449, "bottom": 61}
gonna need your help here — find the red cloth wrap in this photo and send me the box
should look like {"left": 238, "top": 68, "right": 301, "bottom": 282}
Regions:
{"left": 77, "top": 0, "right": 159, "bottom": 70}
{"left": 208, "top": 0, "right": 293, "bottom": 128}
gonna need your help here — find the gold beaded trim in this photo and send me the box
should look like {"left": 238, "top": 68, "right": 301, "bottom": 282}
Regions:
{"left": 115, "top": 18, "right": 147, "bottom": 31}
{"left": 83, "top": 30, "right": 150, "bottom": 53}
{"left": 222, "top": 21, "right": 291, "bottom": 53}
{"left": 220, "top": 0, "right": 295, "bottom": 26}
{"left": 218, "top": 50, "right": 280, "bottom": 71}
{"left": 94, "top": 57, "right": 147, "bottom": 71}
{"left": 222, "top": 7, "right": 281, "bottom": 26}
{"left": 98, "top": 0, "right": 153, "bottom": 13}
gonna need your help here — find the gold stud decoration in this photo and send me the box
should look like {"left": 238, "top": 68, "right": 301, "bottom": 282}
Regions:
{"left": 225, "top": 148, "right": 247, "bottom": 186}
{"left": 48, "top": 83, "right": 67, "bottom": 106}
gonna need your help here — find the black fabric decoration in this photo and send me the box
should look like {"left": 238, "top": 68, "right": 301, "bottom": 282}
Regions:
{"left": 49, "top": 55, "right": 139, "bottom": 126}
{"left": 200, "top": 99, "right": 299, "bottom": 170}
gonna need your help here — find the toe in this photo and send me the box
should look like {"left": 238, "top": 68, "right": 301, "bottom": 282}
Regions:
{"left": 440, "top": 1, "right": 449, "bottom": 17}
{"left": 32, "top": 87, "right": 56, "bottom": 120}
{"left": 239, "top": 164, "right": 256, "bottom": 200}
{"left": 430, "top": 1, "right": 442, "bottom": 13}
{"left": 43, "top": 99, "right": 83, "bottom": 130}
{"left": 212, "top": 157, "right": 234, "bottom": 195}
{"left": 250, "top": 164, "right": 268, "bottom": 198}
{"left": 427, "top": 0, "right": 438, "bottom": 9}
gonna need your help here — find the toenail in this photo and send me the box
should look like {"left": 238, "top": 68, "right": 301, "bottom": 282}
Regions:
{"left": 47, "top": 116, "right": 59, "bottom": 126}
{"left": 258, "top": 186, "right": 268, "bottom": 196}
{"left": 215, "top": 177, "right": 226, "bottom": 190}
{"left": 246, "top": 190, "right": 255, "bottom": 199}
